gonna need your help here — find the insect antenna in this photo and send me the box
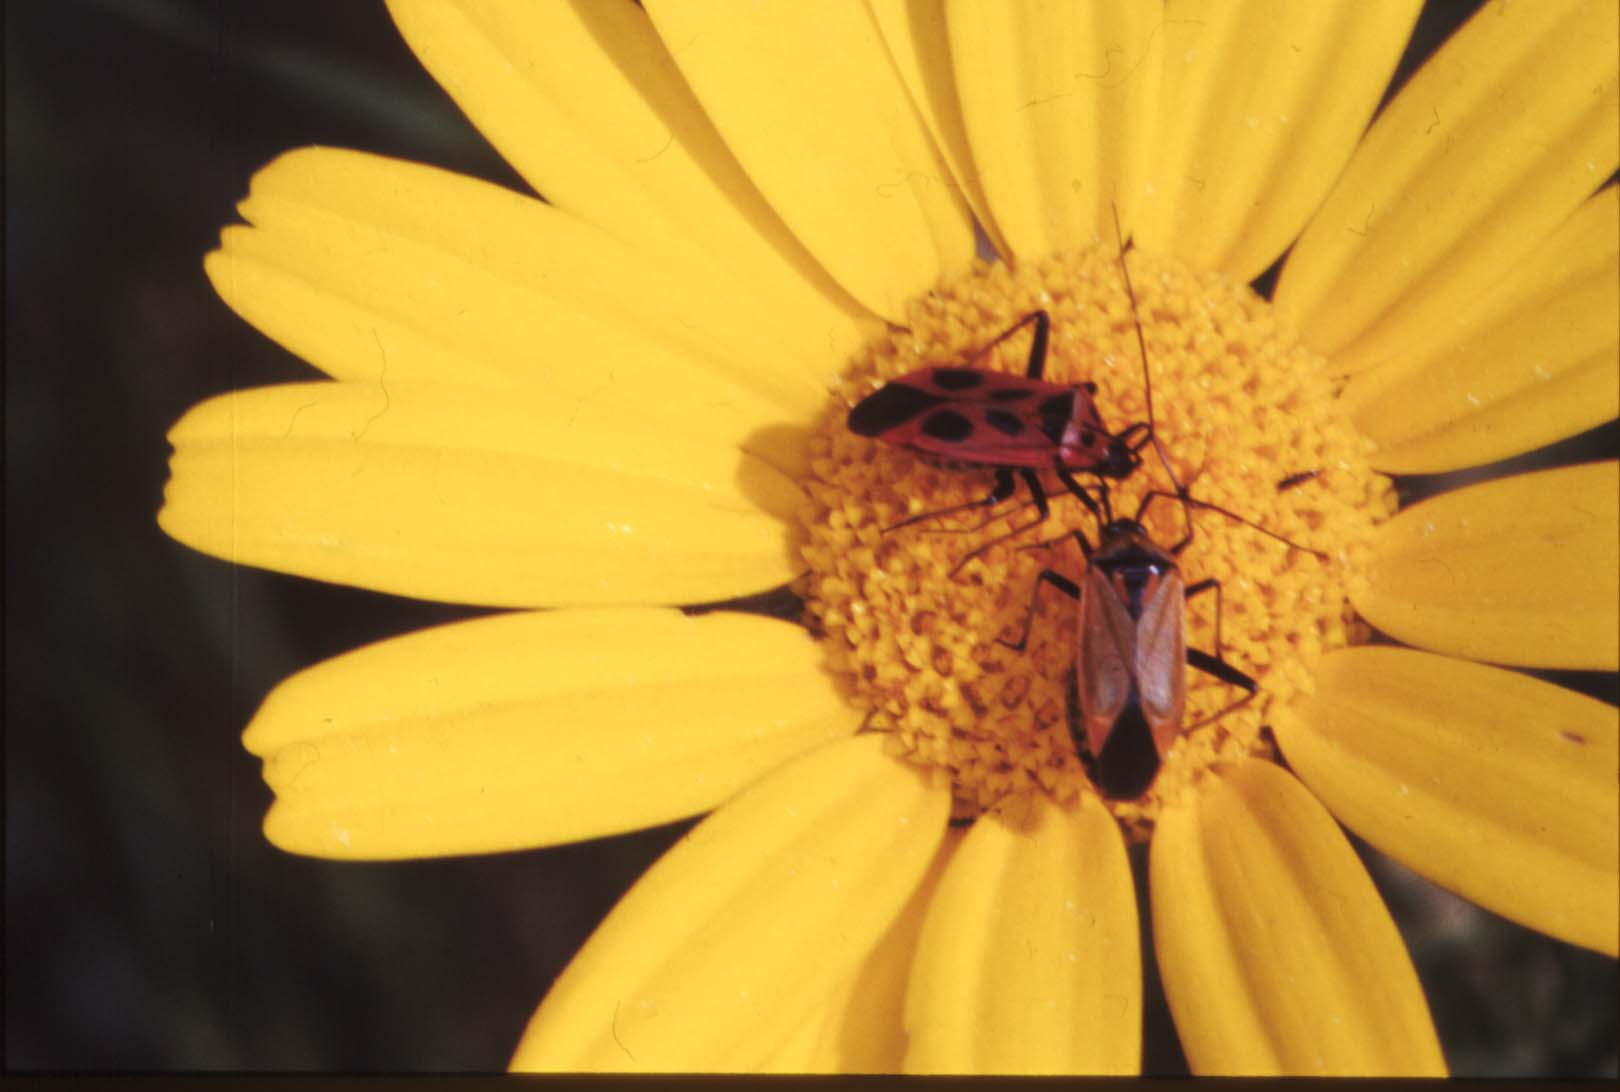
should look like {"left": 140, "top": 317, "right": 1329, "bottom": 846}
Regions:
{"left": 1110, "top": 204, "right": 1187, "bottom": 501}
{"left": 1108, "top": 205, "right": 1325, "bottom": 561}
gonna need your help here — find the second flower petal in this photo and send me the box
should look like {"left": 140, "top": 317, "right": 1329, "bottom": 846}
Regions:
{"left": 642, "top": 0, "right": 975, "bottom": 323}
{"left": 509, "top": 734, "right": 951, "bottom": 1071}
{"left": 241, "top": 608, "right": 860, "bottom": 860}
{"left": 1151, "top": 760, "right": 1445, "bottom": 1076}
{"left": 1274, "top": 647, "right": 1619, "bottom": 956}
{"left": 160, "top": 382, "right": 802, "bottom": 608}
{"left": 1353, "top": 461, "right": 1619, "bottom": 671}
{"left": 904, "top": 793, "right": 1140, "bottom": 1074}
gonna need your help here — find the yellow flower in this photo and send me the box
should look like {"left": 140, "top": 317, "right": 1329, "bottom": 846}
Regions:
{"left": 159, "top": 0, "right": 1618, "bottom": 1075}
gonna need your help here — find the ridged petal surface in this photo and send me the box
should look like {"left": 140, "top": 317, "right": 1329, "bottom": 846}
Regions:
{"left": 947, "top": 0, "right": 1160, "bottom": 256}
{"left": 1275, "top": 0, "right": 1620, "bottom": 375}
{"left": 510, "top": 735, "right": 950, "bottom": 1071}
{"left": 209, "top": 146, "right": 819, "bottom": 474}
{"left": 1136, "top": 0, "right": 1421, "bottom": 282}
{"left": 240, "top": 608, "right": 858, "bottom": 859}
{"left": 1152, "top": 760, "right": 1445, "bottom": 1076}
{"left": 160, "top": 382, "right": 801, "bottom": 607}
{"left": 1344, "top": 186, "right": 1620, "bottom": 474}
{"left": 869, "top": 0, "right": 1010, "bottom": 256}
{"left": 1275, "top": 648, "right": 1619, "bottom": 955}
{"left": 641, "top": 0, "right": 975, "bottom": 322}
{"left": 1353, "top": 461, "right": 1619, "bottom": 670}
{"left": 386, "top": 0, "right": 878, "bottom": 373}
{"left": 905, "top": 793, "right": 1140, "bottom": 1075}
{"left": 762, "top": 829, "right": 962, "bottom": 1073}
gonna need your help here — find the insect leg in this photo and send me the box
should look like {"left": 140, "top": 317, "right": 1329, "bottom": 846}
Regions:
{"left": 1133, "top": 488, "right": 1197, "bottom": 555}
{"left": 1137, "top": 487, "right": 1326, "bottom": 561}
{"left": 1021, "top": 309, "right": 1050, "bottom": 380}
{"left": 973, "top": 309, "right": 1051, "bottom": 379}
{"left": 1052, "top": 463, "right": 1110, "bottom": 524}
{"left": 1180, "top": 676, "right": 1258, "bottom": 732}
{"left": 1181, "top": 572, "right": 1258, "bottom": 730}
{"left": 997, "top": 559, "right": 1083, "bottom": 652}
{"left": 1183, "top": 577, "right": 1225, "bottom": 662}
{"left": 947, "top": 469, "right": 1053, "bottom": 576}
{"left": 1114, "top": 421, "right": 1154, "bottom": 456}
{"left": 883, "top": 467, "right": 1021, "bottom": 534}
{"left": 1186, "top": 646, "right": 1254, "bottom": 692}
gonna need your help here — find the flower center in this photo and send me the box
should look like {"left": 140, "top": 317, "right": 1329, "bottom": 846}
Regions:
{"left": 797, "top": 245, "right": 1390, "bottom": 840}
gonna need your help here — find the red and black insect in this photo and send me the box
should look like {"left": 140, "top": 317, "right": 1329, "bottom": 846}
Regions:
{"left": 1002, "top": 216, "right": 1325, "bottom": 799}
{"left": 1008, "top": 493, "right": 1265, "bottom": 798}
{"left": 847, "top": 309, "right": 1151, "bottom": 561}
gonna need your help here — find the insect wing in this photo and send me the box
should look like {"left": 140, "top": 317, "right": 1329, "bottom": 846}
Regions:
{"left": 854, "top": 367, "right": 1107, "bottom": 469}
{"left": 1075, "top": 563, "right": 1138, "bottom": 760}
{"left": 1132, "top": 565, "right": 1187, "bottom": 761}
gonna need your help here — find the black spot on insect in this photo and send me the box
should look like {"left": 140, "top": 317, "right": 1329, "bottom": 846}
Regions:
{"left": 930, "top": 368, "right": 985, "bottom": 391}
{"left": 1037, "top": 393, "right": 1074, "bottom": 442}
{"left": 989, "top": 388, "right": 1035, "bottom": 402}
{"left": 984, "top": 409, "right": 1025, "bottom": 437}
{"left": 848, "top": 383, "right": 945, "bottom": 435}
{"left": 921, "top": 410, "right": 975, "bottom": 442}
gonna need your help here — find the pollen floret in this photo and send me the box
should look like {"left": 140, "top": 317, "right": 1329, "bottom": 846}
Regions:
{"left": 799, "top": 246, "right": 1389, "bottom": 839}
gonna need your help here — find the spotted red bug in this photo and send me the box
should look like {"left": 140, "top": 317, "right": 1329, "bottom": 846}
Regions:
{"left": 847, "top": 309, "right": 1150, "bottom": 561}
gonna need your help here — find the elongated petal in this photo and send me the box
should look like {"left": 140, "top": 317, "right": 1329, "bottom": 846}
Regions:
{"left": 386, "top": 0, "right": 878, "bottom": 372}
{"left": 1275, "top": 0, "right": 1620, "bottom": 374}
{"left": 211, "top": 147, "right": 819, "bottom": 472}
{"left": 1344, "top": 186, "right": 1620, "bottom": 473}
{"left": 510, "top": 734, "right": 951, "bottom": 1071}
{"left": 948, "top": 0, "right": 1160, "bottom": 257}
{"left": 1135, "top": 0, "right": 1421, "bottom": 282}
{"left": 905, "top": 793, "right": 1139, "bottom": 1074}
{"left": 763, "top": 828, "right": 963, "bottom": 1073}
{"left": 240, "top": 608, "right": 858, "bottom": 859}
{"left": 160, "top": 382, "right": 800, "bottom": 607}
{"left": 1152, "top": 760, "right": 1445, "bottom": 1076}
{"left": 1353, "top": 462, "right": 1619, "bottom": 670}
{"left": 869, "top": 0, "right": 1010, "bottom": 256}
{"left": 1275, "top": 648, "right": 1619, "bottom": 955}
{"left": 640, "top": 1, "right": 974, "bottom": 323}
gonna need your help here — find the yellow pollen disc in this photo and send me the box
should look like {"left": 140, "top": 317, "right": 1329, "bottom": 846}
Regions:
{"left": 798, "top": 246, "right": 1391, "bottom": 840}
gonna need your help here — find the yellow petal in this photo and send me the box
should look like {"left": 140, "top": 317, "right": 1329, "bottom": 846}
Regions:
{"left": 1135, "top": 0, "right": 1422, "bottom": 282}
{"left": 947, "top": 0, "right": 1160, "bottom": 257}
{"left": 159, "top": 382, "right": 800, "bottom": 607}
{"left": 1152, "top": 760, "right": 1445, "bottom": 1076}
{"left": 1275, "top": 0, "right": 1619, "bottom": 373}
{"left": 763, "top": 828, "right": 963, "bottom": 1073}
{"left": 385, "top": 0, "right": 878, "bottom": 371}
{"left": 510, "top": 734, "right": 951, "bottom": 1071}
{"left": 1353, "top": 461, "right": 1619, "bottom": 670}
{"left": 212, "top": 146, "right": 820, "bottom": 471}
{"left": 1274, "top": 647, "right": 1619, "bottom": 956}
{"left": 905, "top": 793, "right": 1139, "bottom": 1075}
{"left": 240, "top": 608, "right": 858, "bottom": 860}
{"left": 1344, "top": 186, "right": 1620, "bottom": 473}
{"left": 640, "top": 0, "right": 974, "bottom": 323}
{"left": 869, "top": 0, "right": 1011, "bottom": 257}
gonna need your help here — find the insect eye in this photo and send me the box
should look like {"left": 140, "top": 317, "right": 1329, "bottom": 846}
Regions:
{"left": 1079, "top": 429, "right": 1096, "bottom": 446}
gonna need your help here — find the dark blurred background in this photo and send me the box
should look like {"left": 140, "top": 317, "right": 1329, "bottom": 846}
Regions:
{"left": 5, "top": 0, "right": 1615, "bottom": 1073}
